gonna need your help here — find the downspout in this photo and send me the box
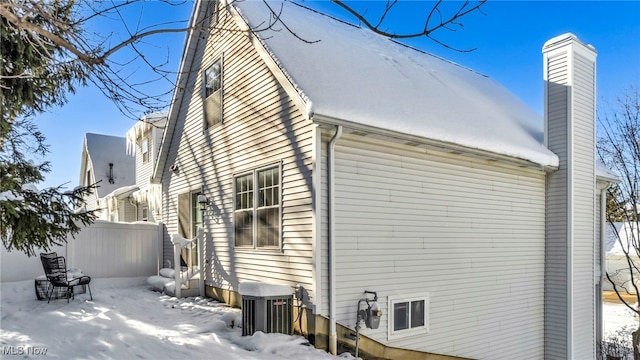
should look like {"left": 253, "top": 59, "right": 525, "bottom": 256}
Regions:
{"left": 129, "top": 196, "right": 138, "bottom": 221}
{"left": 598, "top": 185, "right": 609, "bottom": 343}
{"left": 328, "top": 125, "right": 343, "bottom": 355}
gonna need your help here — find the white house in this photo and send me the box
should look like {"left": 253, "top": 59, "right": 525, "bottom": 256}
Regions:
{"left": 79, "top": 114, "right": 167, "bottom": 223}
{"left": 152, "top": 1, "right": 615, "bottom": 359}
{"left": 125, "top": 112, "right": 167, "bottom": 223}
{"left": 604, "top": 222, "right": 640, "bottom": 295}
{"left": 79, "top": 133, "right": 136, "bottom": 221}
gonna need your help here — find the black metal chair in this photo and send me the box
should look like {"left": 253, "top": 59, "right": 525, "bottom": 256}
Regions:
{"left": 40, "top": 253, "right": 92, "bottom": 303}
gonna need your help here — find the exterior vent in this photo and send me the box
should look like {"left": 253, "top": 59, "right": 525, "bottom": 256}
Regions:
{"left": 238, "top": 282, "right": 293, "bottom": 336}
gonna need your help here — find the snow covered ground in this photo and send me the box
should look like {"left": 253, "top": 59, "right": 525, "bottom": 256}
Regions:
{"left": 0, "top": 278, "right": 351, "bottom": 359}
{"left": 1, "top": 277, "right": 637, "bottom": 359}
{"left": 603, "top": 300, "right": 640, "bottom": 339}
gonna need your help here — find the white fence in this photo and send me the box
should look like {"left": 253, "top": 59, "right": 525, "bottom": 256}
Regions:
{"left": 1, "top": 220, "right": 162, "bottom": 282}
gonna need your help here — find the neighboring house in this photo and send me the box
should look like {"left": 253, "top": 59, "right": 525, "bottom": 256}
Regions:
{"left": 79, "top": 133, "right": 136, "bottom": 221}
{"left": 79, "top": 114, "right": 167, "bottom": 223}
{"left": 125, "top": 112, "right": 168, "bottom": 223}
{"left": 604, "top": 222, "right": 640, "bottom": 294}
{"left": 152, "top": 1, "right": 616, "bottom": 359}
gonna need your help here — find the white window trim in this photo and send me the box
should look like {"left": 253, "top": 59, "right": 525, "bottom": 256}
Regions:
{"left": 233, "top": 162, "right": 282, "bottom": 250}
{"left": 388, "top": 292, "right": 429, "bottom": 341}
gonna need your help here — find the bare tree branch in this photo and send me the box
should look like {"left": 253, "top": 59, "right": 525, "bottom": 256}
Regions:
{"left": 2, "top": 0, "right": 487, "bottom": 119}
{"left": 331, "top": 0, "right": 486, "bottom": 40}
{"left": 599, "top": 88, "right": 640, "bottom": 344}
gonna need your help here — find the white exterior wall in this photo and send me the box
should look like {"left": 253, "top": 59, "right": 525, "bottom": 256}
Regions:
{"left": 327, "top": 136, "right": 546, "bottom": 359}
{"left": 572, "top": 51, "right": 597, "bottom": 359}
{"left": 79, "top": 151, "right": 100, "bottom": 214}
{"left": 132, "top": 127, "right": 164, "bottom": 223}
{"left": 118, "top": 199, "right": 138, "bottom": 222}
{"left": 135, "top": 126, "right": 163, "bottom": 188}
{"left": 160, "top": 4, "right": 316, "bottom": 300}
{"left": 135, "top": 134, "right": 154, "bottom": 188}
{"left": 543, "top": 35, "right": 597, "bottom": 359}
{"left": 543, "top": 47, "right": 570, "bottom": 358}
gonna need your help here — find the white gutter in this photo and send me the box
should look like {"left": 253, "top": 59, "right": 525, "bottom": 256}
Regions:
{"left": 328, "top": 125, "right": 342, "bottom": 355}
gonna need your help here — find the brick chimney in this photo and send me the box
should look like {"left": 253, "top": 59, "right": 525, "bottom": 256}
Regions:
{"left": 543, "top": 34, "right": 597, "bottom": 359}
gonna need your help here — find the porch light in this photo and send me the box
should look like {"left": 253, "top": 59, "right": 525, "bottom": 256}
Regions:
{"left": 197, "top": 193, "right": 220, "bottom": 223}
{"left": 197, "top": 194, "right": 208, "bottom": 212}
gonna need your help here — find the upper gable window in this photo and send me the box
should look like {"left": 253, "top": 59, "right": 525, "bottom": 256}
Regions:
{"left": 141, "top": 137, "right": 150, "bottom": 164}
{"left": 211, "top": 0, "right": 219, "bottom": 26}
{"left": 204, "top": 57, "right": 223, "bottom": 129}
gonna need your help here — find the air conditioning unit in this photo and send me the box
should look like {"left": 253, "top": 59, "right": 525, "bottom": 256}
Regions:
{"left": 239, "top": 282, "right": 293, "bottom": 336}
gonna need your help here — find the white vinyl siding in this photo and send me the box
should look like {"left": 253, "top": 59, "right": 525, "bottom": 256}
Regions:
{"left": 570, "top": 51, "right": 596, "bottom": 360}
{"left": 141, "top": 137, "right": 150, "bottom": 163}
{"left": 544, "top": 39, "right": 597, "bottom": 359}
{"left": 325, "top": 135, "right": 546, "bottom": 360}
{"left": 83, "top": 168, "right": 99, "bottom": 212}
{"left": 135, "top": 130, "right": 160, "bottom": 190}
{"left": 117, "top": 200, "right": 137, "bottom": 222}
{"left": 161, "top": 2, "right": 315, "bottom": 300}
{"left": 544, "top": 50, "right": 570, "bottom": 358}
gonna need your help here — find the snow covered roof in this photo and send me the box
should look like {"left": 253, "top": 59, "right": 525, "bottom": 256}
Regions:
{"left": 238, "top": 282, "right": 293, "bottom": 297}
{"left": 597, "top": 161, "right": 620, "bottom": 183}
{"left": 104, "top": 184, "right": 139, "bottom": 200}
{"left": 233, "top": 0, "right": 559, "bottom": 168}
{"left": 606, "top": 222, "right": 640, "bottom": 256}
{"left": 83, "top": 133, "right": 135, "bottom": 198}
{"left": 125, "top": 112, "right": 168, "bottom": 156}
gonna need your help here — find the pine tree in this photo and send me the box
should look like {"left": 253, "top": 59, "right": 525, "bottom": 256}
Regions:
{"left": 1, "top": 1, "right": 95, "bottom": 256}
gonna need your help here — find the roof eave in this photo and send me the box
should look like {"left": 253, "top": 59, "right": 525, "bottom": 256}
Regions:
{"left": 152, "top": 0, "right": 206, "bottom": 184}
{"left": 312, "top": 113, "right": 558, "bottom": 172}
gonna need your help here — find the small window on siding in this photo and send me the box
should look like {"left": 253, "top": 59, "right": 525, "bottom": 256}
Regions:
{"left": 204, "top": 58, "right": 222, "bottom": 129}
{"left": 141, "top": 137, "right": 150, "bottom": 163}
{"left": 388, "top": 293, "right": 429, "bottom": 340}
{"left": 234, "top": 165, "right": 281, "bottom": 249}
{"left": 211, "top": 0, "right": 219, "bottom": 26}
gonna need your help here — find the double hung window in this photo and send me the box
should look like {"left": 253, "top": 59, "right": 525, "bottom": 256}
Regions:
{"left": 234, "top": 165, "right": 281, "bottom": 249}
